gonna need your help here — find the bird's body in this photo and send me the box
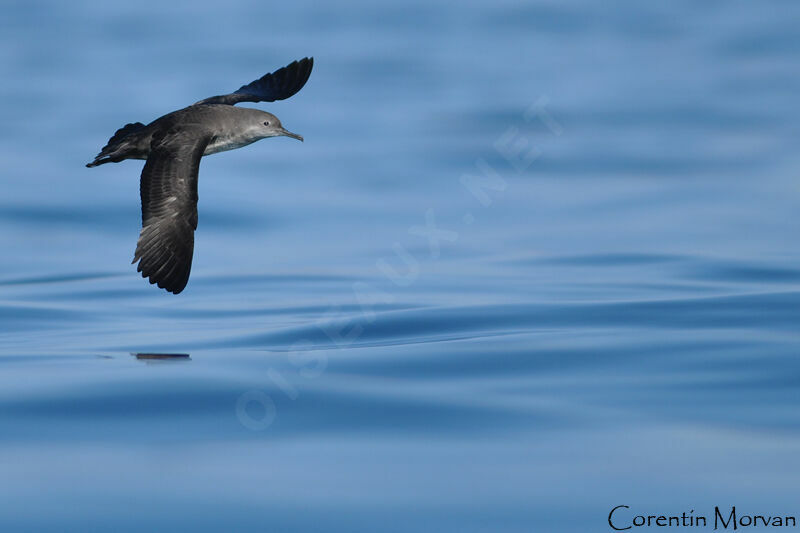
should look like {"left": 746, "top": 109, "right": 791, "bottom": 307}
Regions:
{"left": 101, "top": 105, "right": 302, "bottom": 162}
{"left": 87, "top": 58, "right": 313, "bottom": 294}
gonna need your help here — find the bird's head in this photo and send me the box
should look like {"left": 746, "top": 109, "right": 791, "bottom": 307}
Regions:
{"left": 254, "top": 110, "right": 303, "bottom": 142}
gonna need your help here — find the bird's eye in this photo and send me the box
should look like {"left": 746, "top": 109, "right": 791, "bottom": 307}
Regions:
{"left": 263, "top": 121, "right": 270, "bottom": 126}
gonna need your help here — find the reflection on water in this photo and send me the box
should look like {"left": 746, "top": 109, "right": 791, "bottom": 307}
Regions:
{"left": 133, "top": 353, "right": 192, "bottom": 361}
{"left": 1, "top": 0, "right": 799, "bottom": 532}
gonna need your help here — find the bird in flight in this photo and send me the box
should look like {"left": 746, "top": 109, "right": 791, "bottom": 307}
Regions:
{"left": 87, "top": 57, "right": 314, "bottom": 294}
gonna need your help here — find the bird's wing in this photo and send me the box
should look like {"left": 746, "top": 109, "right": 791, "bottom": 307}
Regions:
{"left": 133, "top": 126, "right": 212, "bottom": 294}
{"left": 195, "top": 57, "right": 313, "bottom": 106}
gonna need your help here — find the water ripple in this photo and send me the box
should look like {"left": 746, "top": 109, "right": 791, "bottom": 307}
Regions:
{"left": 208, "top": 291, "right": 800, "bottom": 350}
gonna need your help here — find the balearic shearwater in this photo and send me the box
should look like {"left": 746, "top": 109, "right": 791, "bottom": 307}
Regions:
{"left": 87, "top": 57, "right": 313, "bottom": 294}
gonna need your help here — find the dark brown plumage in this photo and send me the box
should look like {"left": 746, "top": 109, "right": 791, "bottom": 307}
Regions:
{"left": 87, "top": 58, "right": 313, "bottom": 293}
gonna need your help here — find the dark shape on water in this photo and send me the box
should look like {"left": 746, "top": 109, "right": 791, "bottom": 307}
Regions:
{"left": 133, "top": 353, "right": 191, "bottom": 361}
{"left": 87, "top": 58, "right": 314, "bottom": 294}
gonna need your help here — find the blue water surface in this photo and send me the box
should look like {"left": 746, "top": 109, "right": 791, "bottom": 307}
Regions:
{"left": 1, "top": 1, "right": 799, "bottom": 531}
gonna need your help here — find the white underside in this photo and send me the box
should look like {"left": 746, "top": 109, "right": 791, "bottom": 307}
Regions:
{"left": 204, "top": 136, "right": 256, "bottom": 156}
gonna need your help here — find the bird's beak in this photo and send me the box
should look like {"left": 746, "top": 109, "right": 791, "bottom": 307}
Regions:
{"left": 280, "top": 128, "right": 304, "bottom": 142}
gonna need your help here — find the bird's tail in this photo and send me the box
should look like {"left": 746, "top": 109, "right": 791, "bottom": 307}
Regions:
{"left": 86, "top": 122, "right": 147, "bottom": 167}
